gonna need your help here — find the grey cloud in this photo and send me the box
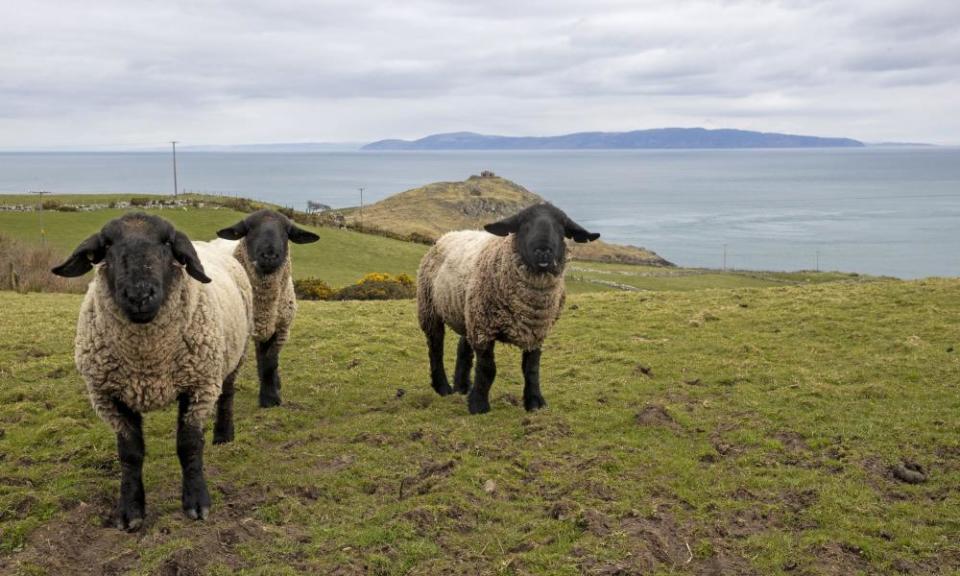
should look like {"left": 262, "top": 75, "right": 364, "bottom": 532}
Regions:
{"left": 0, "top": 0, "right": 958, "bottom": 145}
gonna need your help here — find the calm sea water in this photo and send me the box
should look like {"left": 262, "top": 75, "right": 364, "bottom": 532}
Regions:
{"left": 1, "top": 148, "right": 958, "bottom": 278}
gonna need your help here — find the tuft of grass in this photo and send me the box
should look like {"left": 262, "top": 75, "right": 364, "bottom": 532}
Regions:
{"left": 0, "top": 235, "right": 88, "bottom": 294}
{"left": 1, "top": 278, "right": 959, "bottom": 574}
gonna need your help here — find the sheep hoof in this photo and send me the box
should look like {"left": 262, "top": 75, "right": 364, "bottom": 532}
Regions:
{"left": 524, "top": 394, "right": 547, "bottom": 412}
{"left": 453, "top": 381, "right": 471, "bottom": 395}
{"left": 259, "top": 391, "right": 282, "bottom": 408}
{"left": 468, "top": 396, "right": 491, "bottom": 415}
{"left": 114, "top": 511, "right": 144, "bottom": 532}
{"left": 182, "top": 484, "right": 211, "bottom": 521}
{"left": 213, "top": 428, "right": 234, "bottom": 444}
{"left": 433, "top": 383, "right": 454, "bottom": 396}
{"left": 183, "top": 504, "right": 210, "bottom": 521}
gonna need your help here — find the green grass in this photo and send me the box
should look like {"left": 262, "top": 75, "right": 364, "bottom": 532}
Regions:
{"left": 565, "top": 261, "right": 872, "bottom": 294}
{"left": 2, "top": 279, "right": 959, "bottom": 574}
{"left": 0, "top": 206, "right": 863, "bottom": 294}
{"left": 0, "top": 207, "right": 427, "bottom": 288}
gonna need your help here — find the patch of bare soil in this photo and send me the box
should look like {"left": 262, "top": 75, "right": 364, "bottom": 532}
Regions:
{"left": 635, "top": 404, "right": 680, "bottom": 431}
{"left": 5, "top": 481, "right": 279, "bottom": 576}
{"left": 805, "top": 542, "right": 871, "bottom": 576}
{"left": 577, "top": 508, "right": 757, "bottom": 576}
{"left": 521, "top": 415, "right": 573, "bottom": 440}
{"left": 399, "top": 459, "right": 457, "bottom": 499}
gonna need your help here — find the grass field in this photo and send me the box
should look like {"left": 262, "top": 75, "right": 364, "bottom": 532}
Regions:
{"left": 1, "top": 279, "right": 958, "bottom": 575}
{"left": 0, "top": 204, "right": 867, "bottom": 294}
{"left": 0, "top": 207, "right": 427, "bottom": 288}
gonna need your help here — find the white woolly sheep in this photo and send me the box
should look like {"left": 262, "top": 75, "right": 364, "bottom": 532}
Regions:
{"left": 52, "top": 213, "right": 253, "bottom": 530}
{"left": 215, "top": 210, "right": 319, "bottom": 407}
{"left": 417, "top": 203, "right": 600, "bottom": 414}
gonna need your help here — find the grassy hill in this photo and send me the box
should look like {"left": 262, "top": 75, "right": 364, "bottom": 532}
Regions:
{"left": 339, "top": 175, "right": 673, "bottom": 267}
{"left": 1, "top": 279, "right": 959, "bottom": 574}
{"left": 0, "top": 197, "right": 864, "bottom": 294}
{"left": 0, "top": 205, "right": 427, "bottom": 289}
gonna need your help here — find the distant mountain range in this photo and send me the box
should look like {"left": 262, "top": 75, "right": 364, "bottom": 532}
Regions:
{"left": 363, "top": 128, "right": 866, "bottom": 150}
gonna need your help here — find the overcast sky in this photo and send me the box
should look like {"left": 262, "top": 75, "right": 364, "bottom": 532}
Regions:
{"left": 2, "top": 0, "right": 958, "bottom": 148}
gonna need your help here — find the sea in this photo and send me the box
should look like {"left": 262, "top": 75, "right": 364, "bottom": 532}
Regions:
{"left": 1, "top": 147, "right": 958, "bottom": 279}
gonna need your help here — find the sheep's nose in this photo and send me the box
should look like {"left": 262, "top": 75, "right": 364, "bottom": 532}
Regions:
{"left": 123, "top": 284, "right": 157, "bottom": 308}
{"left": 533, "top": 248, "right": 554, "bottom": 267}
{"left": 257, "top": 250, "right": 280, "bottom": 265}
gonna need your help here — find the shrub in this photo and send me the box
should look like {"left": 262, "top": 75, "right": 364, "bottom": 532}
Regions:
{"left": 294, "top": 277, "right": 334, "bottom": 301}
{"left": 129, "top": 197, "right": 152, "bottom": 207}
{"left": 406, "top": 232, "right": 435, "bottom": 245}
{"left": 221, "top": 197, "right": 258, "bottom": 213}
{"left": 56, "top": 205, "right": 79, "bottom": 212}
{"left": 331, "top": 273, "right": 416, "bottom": 301}
{"left": 40, "top": 200, "right": 61, "bottom": 210}
{"left": 0, "top": 235, "right": 88, "bottom": 294}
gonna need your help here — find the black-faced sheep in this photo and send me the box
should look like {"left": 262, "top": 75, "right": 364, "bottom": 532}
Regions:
{"left": 416, "top": 203, "right": 600, "bottom": 414}
{"left": 215, "top": 210, "right": 319, "bottom": 407}
{"left": 52, "top": 213, "right": 252, "bottom": 529}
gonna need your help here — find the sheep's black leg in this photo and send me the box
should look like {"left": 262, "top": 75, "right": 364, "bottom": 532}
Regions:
{"left": 256, "top": 333, "right": 282, "bottom": 407}
{"left": 213, "top": 367, "right": 238, "bottom": 444}
{"left": 468, "top": 343, "right": 496, "bottom": 414}
{"left": 177, "top": 394, "right": 210, "bottom": 521}
{"left": 426, "top": 320, "right": 453, "bottom": 396}
{"left": 453, "top": 336, "right": 474, "bottom": 394}
{"left": 113, "top": 400, "right": 145, "bottom": 531}
{"left": 522, "top": 348, "right": 547, "bottom": 412}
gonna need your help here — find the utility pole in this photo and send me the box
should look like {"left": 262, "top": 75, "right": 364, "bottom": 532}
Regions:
{"left": 171, "top": 141, "right": 179, "bottom": 197}
{"left": 816, "top": 249, "right": 820, "bottom": 272}
{"left": 358, "top": 187, "right": 365, "bottom": 232}
{"left": 31, "top": 190, "right": 50, "bottom": 245}
{"left": 722, "top": 243, "right": 727, "bottom": 271}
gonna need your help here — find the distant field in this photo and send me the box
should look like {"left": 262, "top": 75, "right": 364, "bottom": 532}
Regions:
{"left": 565, "top": 262, "right": 871, "bottom": 293}
{"left": 0, "top": 206, "right": 427, "bottom": 288}
{"left": 0, "top": 200, "right": 866, "bottom": 294}
{"left": 2, "top": 280, "right": 958, "bottom": 574}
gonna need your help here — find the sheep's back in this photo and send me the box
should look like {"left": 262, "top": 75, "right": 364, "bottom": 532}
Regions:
{"left": 193, "top": 241, "right": 253, "bottom": 374}
{"left": 419, "top": 231, "right": 495, "bottom": 335}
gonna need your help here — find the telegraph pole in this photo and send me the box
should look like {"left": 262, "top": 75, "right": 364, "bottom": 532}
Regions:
{"left": 31, "top": 190, "right": 50, "bottom": 245}
{"left": 171, "top": 141, "right": 179, "bottom": 197}
{"left": 816, "top": 249, "right": 820, "bottom": 272}
{"left": 358, "top": 187, "right": 365, "bottom": 232}
{"left": 722, "top": 243, "right": 727, "bottom": 271}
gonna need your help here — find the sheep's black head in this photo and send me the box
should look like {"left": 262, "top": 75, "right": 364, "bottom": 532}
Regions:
{"left": 484, "top": 203, "right": 600, "bottom": 275}
{"left": 216, "top": 210, "right": 320, "bottom": 276}
{"left": 52, "top": 213, "right": 210, "bottom": 324}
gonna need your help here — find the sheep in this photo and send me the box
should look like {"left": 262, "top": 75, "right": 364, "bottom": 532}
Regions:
{"left": 417, "top": 203, "right": 600, "bottom": 414}
{"left": 51, "top": 213, "right": 253, "bottom": 530}
{"left": 215, "top": 210, "right": 319, "bottom": 407}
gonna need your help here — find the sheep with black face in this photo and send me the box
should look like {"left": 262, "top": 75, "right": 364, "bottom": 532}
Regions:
{"left": 52, "top": 213, "right": 252, "bottom": 529}
{"left": 417, "top": 203, "right": 599, "bottom": 414}
{"left": 215, "top": 210, "right": 319, "bottom": 407}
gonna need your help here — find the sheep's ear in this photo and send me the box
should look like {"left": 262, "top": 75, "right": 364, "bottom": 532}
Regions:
{"left": 171, "top": 231, "right": 212, "bottom": 283}
{"left": 51, "top": 233, "right": 106, "bottom": 277}
{"left": 484, "top": 213, "right": 523, "bottom": 237}
{"left": 288, "top": 224, "right": 320, "bottom": 244}
{"left": 564, "top": 218, "right": 600, "bottom": 243}
{"left": 216, "top": 220, "right": 248, "bottom": 240}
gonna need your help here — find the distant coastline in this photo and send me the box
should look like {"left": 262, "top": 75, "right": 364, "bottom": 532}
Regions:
{"left": 363, "top": 128, "right": 866, "bottom": 151}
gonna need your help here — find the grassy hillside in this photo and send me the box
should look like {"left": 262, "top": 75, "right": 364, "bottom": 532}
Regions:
{"left": 339, "top": 175, "right": 672, "bottom": 267}
{"left": 2, "top": 280, "right": 959, "bottom": 575}
{"left": 0, "top": 207, "right": 427, "bottom": 288}
{"left": 0, "top": 203, "right": 862, "bottom": 295}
